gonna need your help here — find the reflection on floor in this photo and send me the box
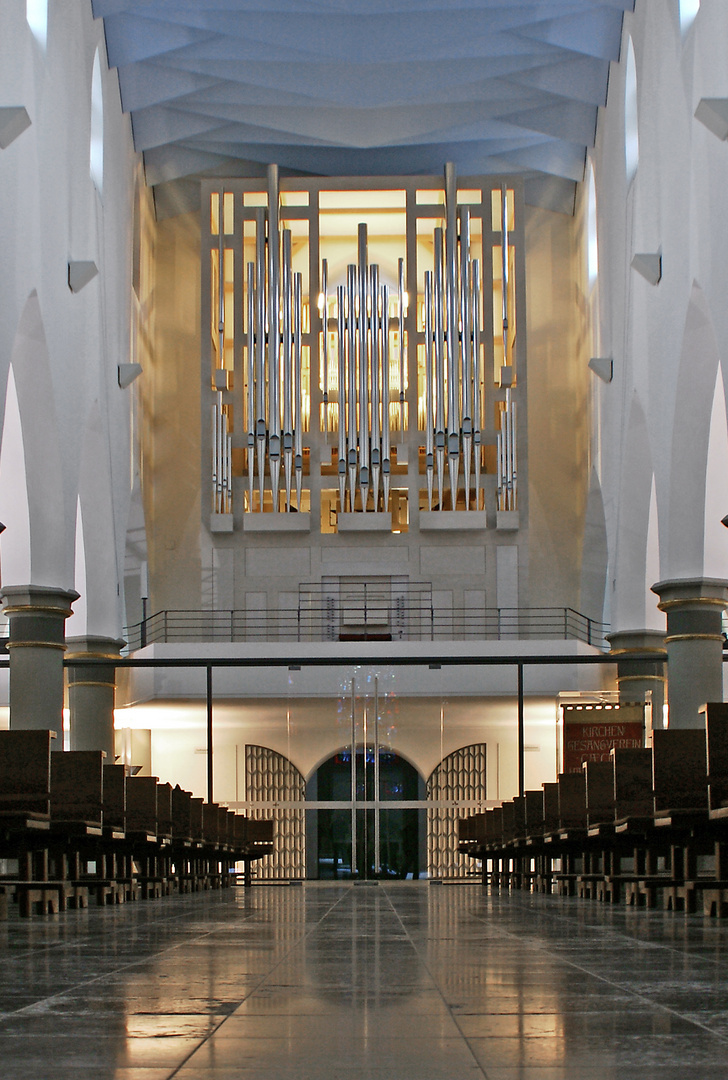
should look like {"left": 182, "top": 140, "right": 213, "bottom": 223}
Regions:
{"left": 1, "top": 883, "right": 728, "bottom": 1079}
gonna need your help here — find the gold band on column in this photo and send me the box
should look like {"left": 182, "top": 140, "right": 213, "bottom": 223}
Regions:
{"left": 664, "top": 633, "right": 724, "bottom": 643}
{"left": 5, "top": 640, "right": 67, "bottom": 650}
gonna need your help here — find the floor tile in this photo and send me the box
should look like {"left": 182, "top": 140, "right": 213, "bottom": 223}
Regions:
{"left": 3, "top": 884, "right": 728, "bottom": 1079}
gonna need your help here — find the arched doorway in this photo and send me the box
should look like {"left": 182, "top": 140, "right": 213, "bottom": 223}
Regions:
{"left": 311, "top": 748, "right": 423, "bottom": 880}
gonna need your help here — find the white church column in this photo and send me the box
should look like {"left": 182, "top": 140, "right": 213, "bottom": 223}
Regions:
{"left": 605, "top": 629, "right": 666, "bottom": 728}
{"left": 66, "top": 635, "right": 125, "bottom": 757}
{"left": 1, "top": 585, "right": 78, "bottom": 742}
{"left": 651, "top": 578, "right": 728, "bottom": 729}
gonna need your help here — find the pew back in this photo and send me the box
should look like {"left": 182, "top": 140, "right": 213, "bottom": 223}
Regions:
{"left": 557, "top": 772, "right": 587, "bottom": 829}
{"left": 584, "top": 761, "right": 614, "bottom": 826}
{"left": 611, "top": 747, "right": 653, "bottom": 818}
{"left": 0, "top": 729, "right": 54, "bottom": 818}
{"left": 103, "top": 764, "right": 127, "bottom": 831}
{"left": 50, "top": 751, "right": 105, "bottom": 826}
{"left": 126, "top": 776, "right": 158, "bottom": 834}
{"left": 701, "top": 703, "right": 728, "bottom": 811}
{"left": 653, "top": 729, "right": 707, "bottom": 811}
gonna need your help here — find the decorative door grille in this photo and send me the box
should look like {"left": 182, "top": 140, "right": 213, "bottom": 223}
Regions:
{"left": 427, "top": 743, "right": 486, "bottom": 879}
{"left": 245, "top": 744, "right": 305, "bottom": 880}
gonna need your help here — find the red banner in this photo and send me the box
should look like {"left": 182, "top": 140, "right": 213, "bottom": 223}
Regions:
{"left": 562, "top": 704, "right": 643, "bottom": 774}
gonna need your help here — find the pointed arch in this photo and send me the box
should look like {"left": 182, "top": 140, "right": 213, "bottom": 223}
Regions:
{"left": 75, "top": 404, "right": 122, "bottom": 636}
{"left": 90, "top": 48, "right": 104, "bottom": 194}
{"left": 0, "top": 367, "right": 32, "bottom": 585}
{"left": 3, "top": 293, "right": 69, "bottom": 587}
{"left": 612, "top": 396, "right": 657, "bottom": 629}
{"left": 66, "top": 498, "right": 88, "bottom": 637}
{"left": 667, "top": 283, "right": 722, "bottom": 577}
{"left": 703, "top": 365, "right": 728, "bottom": 578}
{"left": 644, "top": 476, "right": 662, "bottom": 630}
{"left": 580, "top": 467, "right": 609, "bottom": 625}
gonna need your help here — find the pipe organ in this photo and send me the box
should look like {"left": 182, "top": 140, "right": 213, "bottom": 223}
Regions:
{"left": 205, "top": 166, "right": 522, "bottom": 531}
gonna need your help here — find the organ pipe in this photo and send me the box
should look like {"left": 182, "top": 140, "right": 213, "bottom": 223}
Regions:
{"left": 246, "top": 261, "right": 255, "bottom": 505}
{"left": 433, "top": 227, "right": 445, "bottom": 509}
{"left": 211, "top": 191, "right": 232, "bottom": 518}
{"left": 321, "top": 258, "right": 328, "bottom": 437}
{"left": 459, "top": 206, "right": 472, "bottom": 509}
{"left": 337, "top": 284, "right": 347, "bottom": 512}
{"left": 398, "top": 257, "right": 406, "bottom": 438}
{"left": 358, "top": 225, "right": 369, "bottom": 511}
{"left": 424, "top": 271, "right": 434, "bottom": 510}
{"left": 347, "top": 263, "right": 357, "bottom": 509}
{"left": 370, "top": 264, "right": 381, "bottom": 510}
{"left": 268, "top": 167, "right": 281, "bottom": 509}
{"left": 254, "top": 206, "right": 266, "bottom": 510}
{"left": 217, "top": 191, "right": 225, "bottom": 365}
{"left": 282, "top": 229, "right": 293, "bottom": 511}
{"left": 381, "top": 284, "right": 391, "bottom": 513}
{"left": 294, "top": 271, "right": 303, "bottom": 511}
{"left": 472, "top": 258, "right": 482, "bottom": 502}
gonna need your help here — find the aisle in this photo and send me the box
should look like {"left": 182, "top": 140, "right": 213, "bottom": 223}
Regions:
{"left": 1, "top": 883, "right": 728, "bottom": 1079}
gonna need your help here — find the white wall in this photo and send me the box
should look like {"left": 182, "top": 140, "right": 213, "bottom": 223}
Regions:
{"left": 0, "top": 1, "right": 137, "bottom": 636}
{"left": 592, "top": 0, "right": 728, "bottom": 632}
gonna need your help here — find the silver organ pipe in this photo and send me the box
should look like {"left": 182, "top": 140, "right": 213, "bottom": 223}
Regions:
{"left": 433, "top": 227, "right": 445, "bottom": 510}
{"left": 381, "top": 284, "right": 391, "bottom": 512}
{"left": 224, "top": 174, "right": 306, "bottom": 518}
{"left": 321, "top": 258, "right": 328, "bottom": 437}
{"left": 459, "top": 206, "right": 472, "bottom": 510}
{"left": 212, "top": 391, "right": 231, "bottom": 515}
{"left": 410, "top": 163, "right": 509, "bottom": 518}
{"left": 337, "top": 285, "right": 347, "bottom": 511}
{"left": 246, "top": 261, "right": 255, "bottom": 506}
{"left": 472, "top": 258, "right": 482, "bottom": 503}
{"left": 398, "top": 257, "right": 406, "bottom": 437}
{"left": 370, "top": 264, "right": 381, "bottom": 510}
{"left": 268, "top": 166, "right": 281, "bottom": 510}
{"left": 358, "top": 225, "right": 369, "bottom": 511}
{"left": 211, "top": 191, "right": 232, "bottom": 518}
{"left": 424, "top": 271, "right": 434, "bottom": 510}
{"left": 496, "top": 183, "right": 517, "bottom": 512}
{"left": 254, "top": 207, "right": 267, "bottom": 510}
{"left": 444, "top": 162, "right": 460, "bottom": 511}
{"left": 282, "top": 228, "right": 293, "bottom": 511}
{"left": 217, "top": 191, "right": 225, "bottom": 365}
{"left": 501, "top": 182, "right": 509, "bottom": 363}
{"left": 347, "top": 264, "right": 357, "bottom": 509}
{"left": 294, "top": 271, "right": 303, "bottom": 511}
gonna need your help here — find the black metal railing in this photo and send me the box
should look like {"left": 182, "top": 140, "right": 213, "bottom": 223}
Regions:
{"left": 122, "top": 605, "right": 609, "bottom": 651}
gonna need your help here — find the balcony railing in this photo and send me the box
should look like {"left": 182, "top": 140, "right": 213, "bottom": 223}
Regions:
{"left": 122, "top": 605, "right": 609, "bottom": 651}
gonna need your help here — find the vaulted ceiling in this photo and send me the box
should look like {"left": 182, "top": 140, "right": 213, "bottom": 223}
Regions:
{"left": 92, "top": 0, "right": 633, "bottom": 214}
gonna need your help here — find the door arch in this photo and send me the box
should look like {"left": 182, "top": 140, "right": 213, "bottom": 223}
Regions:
{"left": 310, "top": 747, "right": 423, "bottom": 880}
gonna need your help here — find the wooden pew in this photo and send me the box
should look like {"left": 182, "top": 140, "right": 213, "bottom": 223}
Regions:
{"left": 126, "top": 776, "right": 166, "bottom": 898}
{"left": 170, "top": 785, "right": 196, "bottom": 893}
{"left": 596, "top": 748, "right": 652, "bottom": 904}
{"left": 578, "top": 762, "right": 615, "bottom": 900}
{"left": 102, "top": 763, "right": 137, "bottom": 902}
{"left": 236, "top": 817, "right": 274, "bottom": 886}
{"left": 49, "top": 750, "right": 109, "bottom": 909}
{"left": 551, "top": 772, "right": 587, "bottom": 896}
{"left": 0, "top": 730, "right": 58, "bottom": 916}
{"left": 694, "top": 704, "right": 728, "bottom": 916}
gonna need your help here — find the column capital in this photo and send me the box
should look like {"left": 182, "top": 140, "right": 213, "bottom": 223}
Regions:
{"left": 606, "top": 629, "right": 666, "bottom": 655}
{"left": 65, "top": 635, "right": 126, "bottom": 661}
{"left": 1, "top": 584, "right": 79, "bottom": 618}
{"left": 651, "top": 577, "right": 728, "bottom": 611}
{"left": 1, "top": 584, "right": 78, "bottom": 735}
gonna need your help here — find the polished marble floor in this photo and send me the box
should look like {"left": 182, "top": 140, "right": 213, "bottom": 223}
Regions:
{"left": 2, "top": 882, "right": 728, "bottom": 1079}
